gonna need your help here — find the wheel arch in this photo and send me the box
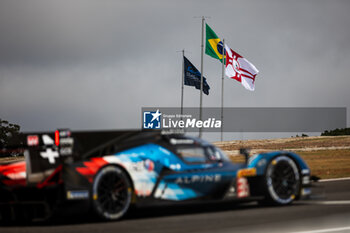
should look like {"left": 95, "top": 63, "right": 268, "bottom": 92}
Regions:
{"left": 248, "top": 151, "right": 309, "bottom": 177}
{"left": 249, "top": 151, "right": 310, "bottom": 202}
{"left": 94, "top": 163, "right": 135, "bottom": 192}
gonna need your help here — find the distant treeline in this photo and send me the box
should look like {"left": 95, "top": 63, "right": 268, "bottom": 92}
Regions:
{"left": 0, "top": 119, "right": 22, "bottom": 157}
{"left": 321, "top": 128, "right": 350, "bottom": 136}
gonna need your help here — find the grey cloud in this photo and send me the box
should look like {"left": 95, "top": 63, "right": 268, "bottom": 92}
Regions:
{"left": 0, "top": 0, "right": 349, "bottom": 141}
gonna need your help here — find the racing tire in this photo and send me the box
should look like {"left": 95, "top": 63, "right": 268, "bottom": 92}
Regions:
{"left": 92, "top": 166, "right": 132, "bottom": 221}
{"left": 260, "top": 155, "right": 301, "bottom": 205}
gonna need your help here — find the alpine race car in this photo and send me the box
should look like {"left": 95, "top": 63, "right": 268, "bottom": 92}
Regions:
{"left": 0, "top": 130, "right": 312, "bottom": 221}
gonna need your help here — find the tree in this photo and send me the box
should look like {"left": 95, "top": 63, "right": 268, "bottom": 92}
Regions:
{"left": 0, "top": 119, "right": 22, "bottom": 157}
{"left": 321, "top": 128, "right": 350, "bottom": 136}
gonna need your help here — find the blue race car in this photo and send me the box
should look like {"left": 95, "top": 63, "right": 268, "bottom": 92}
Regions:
{"left": 0, "top": 130, "right": 312, "bottom": 221}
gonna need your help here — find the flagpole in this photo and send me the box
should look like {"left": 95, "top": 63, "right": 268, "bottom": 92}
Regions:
{"left": 181, "top": 49, "right": 185, "bottom": 117}
{"left": 221, "top": 39, "right": 225, "bottom": 141}
{"left": 199, "top": 16, "right": 204, "bottom": 138}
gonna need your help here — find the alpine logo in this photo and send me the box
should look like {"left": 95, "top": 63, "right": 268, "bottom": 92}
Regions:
{"left": 175, "top": 174, "right": 221, "bottom": 184}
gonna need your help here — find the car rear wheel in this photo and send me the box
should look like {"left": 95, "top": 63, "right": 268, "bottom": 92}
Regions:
{"left": 92, "top": 166, "right": 132, "bottom": 220}
{"left": 261, "top": 155, "right": 300, "bottom": 205}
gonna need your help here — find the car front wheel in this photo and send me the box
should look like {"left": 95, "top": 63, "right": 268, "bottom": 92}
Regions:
{"left": 261, "top": 155, "right": 300, "bottom": 205}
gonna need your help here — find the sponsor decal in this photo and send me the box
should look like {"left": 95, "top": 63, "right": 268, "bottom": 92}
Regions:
{"left": 225, "top": 185, "right": 236, "bottom": 198}
{"left": 169, "top": 163, "right": 181, "bottom": 170}
{"left": 59, "top": 147, "right": 73, "bottom": 156}
{"left": 34, "top": 130, "right": 74, "bottom": 164}
{"left": 144, "top": 159, "right": 154, "bottom": 172}
{"left": 59, "top": 137, "right": 74, "bottom": 145}
{"left": 56, "top": 129, "right": 74, "bottom": 156}
{"left": 169, "top": 138, "right": 194, "bottom": 145}
{"left": 40, "top": 148, "right": 59, "bottom": 164}
{"left": 237, "top": 168, "right": 257, "bottom": 178}
{"left": 129, "top": 160, "right": 155, "bottom": 172}
{"left": 257, "top": 158, "right": 266, "bottom": 167}
{"left": 302, "top": 176, "right": 310, "bottom": 185}
{"left": 237, "top": 177, "right": 250, "bottom": 198}
{"left": 27, "top": 135, "right": 39, "bottom": 146}
{"left": 301, "top": 169, "right": 310, "bottom": 175}
{"left": 42, "top": 134, "right": 54, "bottom": 145}
{"left": 301, "top": 188, "right": 311, "bottom": 196}
{"left": 39, "top": 134, "right": 59, "bottom": 164}
{"left": 67, "top": 190, "right": 89, "bottom": 200}
{"left": 59, "top": 130, "right": 71, "bottom": 138}
{"left": 175, "top": 174, "right": 221, "bottom": 184}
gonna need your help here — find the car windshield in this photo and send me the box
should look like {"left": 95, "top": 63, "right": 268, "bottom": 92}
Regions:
{"left": 205, "top": 146, "right": 230, "bottom": 162}
{"left": 176, "top": 145, "right": 230, "bottom": 164}
{"left": 176, "top": 146, "right": 208, "bottom": 163}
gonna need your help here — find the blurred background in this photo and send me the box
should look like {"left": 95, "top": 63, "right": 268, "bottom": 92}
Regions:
{"left": 0, "top": 0, "right": 349, "bottom": 141}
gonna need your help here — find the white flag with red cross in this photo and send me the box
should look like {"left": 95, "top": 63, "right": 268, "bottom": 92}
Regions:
{"left": 224, "top": 44, "right": 259, "bottom": 91}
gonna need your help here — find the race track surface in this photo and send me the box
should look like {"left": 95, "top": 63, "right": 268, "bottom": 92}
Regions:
{"left": 1, "top": 179, "right": 350, "bottom": 233}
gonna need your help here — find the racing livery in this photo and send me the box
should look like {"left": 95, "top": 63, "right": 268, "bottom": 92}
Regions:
{"left": 0, "top": 130, "right": 312, "bottom": 221}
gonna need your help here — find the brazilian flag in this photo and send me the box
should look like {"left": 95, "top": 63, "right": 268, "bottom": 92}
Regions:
{"left": 205, "top": 24, "right": 225, "bottom": 62}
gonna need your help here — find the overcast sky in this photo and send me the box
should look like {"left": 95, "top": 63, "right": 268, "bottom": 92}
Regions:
{"left": 0, "top": 0, "right": 349, "bottom": 141}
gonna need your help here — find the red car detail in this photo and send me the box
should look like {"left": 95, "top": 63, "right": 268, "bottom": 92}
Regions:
{"left": 75, "top": 158, "right": 108, "bottom": 182}
{"left": 0, "top": 161, "right": 26, "bottom": 186}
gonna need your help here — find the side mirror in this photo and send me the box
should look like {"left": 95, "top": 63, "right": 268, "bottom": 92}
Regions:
{"left": 239, "top": 148, "right": 251, "bottom": 164}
